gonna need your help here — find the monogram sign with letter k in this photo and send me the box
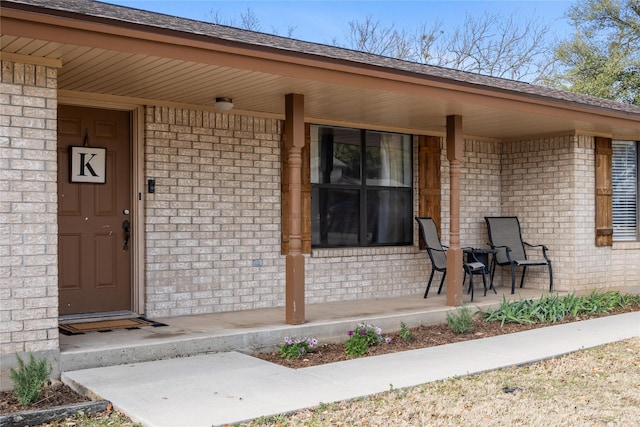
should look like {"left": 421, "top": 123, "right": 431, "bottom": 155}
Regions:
{"left": 69, "top": 146, "right": 107, "bottom": 183}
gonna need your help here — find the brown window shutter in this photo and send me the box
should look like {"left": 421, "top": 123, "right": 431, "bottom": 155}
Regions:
{"left": 281, "top": 123, "right": 311, "bottom": 254}
{"left": 418, "top": 135, "right": 442, "bottom": 247}
{"left": 595, "top": 137, "right": 613, "bottom": 247}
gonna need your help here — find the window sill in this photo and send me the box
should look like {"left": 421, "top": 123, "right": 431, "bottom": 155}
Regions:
{"left": 311, "top": 245, "right": 418, "bottom": 258}
{"left": 612, "top": 241, "right": 640, "bottom": 250}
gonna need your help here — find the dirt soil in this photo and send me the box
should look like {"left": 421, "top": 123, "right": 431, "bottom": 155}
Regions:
{"left": 0, "top": 380, "right": 90, "bottom": 414}
{"left": 256, "top": 318, "right": 543, "bottom": 368}
{"left": 1, "top": 306, "right": 637, "bottom": 424}
{"left": 255, "top": 308, "right": 636, "bottom": 369}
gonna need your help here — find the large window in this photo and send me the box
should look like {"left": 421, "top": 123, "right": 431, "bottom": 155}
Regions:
{"left": 310, "top": 125, "right": 413, "bottom": 247}
{"left": 612, "top": 140, "right": 639, "bottom": 241}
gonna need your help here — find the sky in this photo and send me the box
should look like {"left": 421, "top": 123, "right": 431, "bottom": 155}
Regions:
{"left": 103, "top": 0, "right": 576, "bottom": 47}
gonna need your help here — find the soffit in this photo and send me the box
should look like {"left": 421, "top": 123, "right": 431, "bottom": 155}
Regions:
{"left": 1, "top": 28, "right": 639, "bottom": 140}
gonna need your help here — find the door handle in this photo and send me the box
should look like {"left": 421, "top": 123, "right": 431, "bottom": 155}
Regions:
{"left": 122, "top": 220, "right": 130, "bottom": 251}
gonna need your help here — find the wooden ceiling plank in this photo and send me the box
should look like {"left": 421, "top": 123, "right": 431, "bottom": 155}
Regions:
{"left": 70, "top": 55, "right": 174, "bottom": 93}
{"left": 166, "top": 70, "right": 280, "bottom": 103}
{"left": 59, "top": 49, "right": 139, "bottom": 84}
{"left": 55, "top": 46, "right": 107, "bottom": 83}
{"left": 115, "top": 61, "right": 222, "bottom": 97}
{"left": 0, "top": 35, "right": 33, "bottom": 52}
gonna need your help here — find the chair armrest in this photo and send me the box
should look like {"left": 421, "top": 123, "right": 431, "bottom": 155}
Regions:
{"left": 487, "top": 244, "right": 513, "bottom": 264}
{"left": 523, "top": 241, "right": 547, "bottom": 249}
{"left": 523, "top": 242, "right": 551, "bottom": 261}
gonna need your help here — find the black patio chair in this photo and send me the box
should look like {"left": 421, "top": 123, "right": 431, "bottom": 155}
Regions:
{"left": 415, "top": 217, "right": 448, "bottom": 298}
{"left": 416, "top": 217, "right": 488, "bottom": 300}
{"left": 484, "top": 216, "right": 553, "bottom": 294}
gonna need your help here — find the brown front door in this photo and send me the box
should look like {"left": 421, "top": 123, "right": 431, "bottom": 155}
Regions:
{"left": 57, "top": 105, "right": 132, "bottom": 316}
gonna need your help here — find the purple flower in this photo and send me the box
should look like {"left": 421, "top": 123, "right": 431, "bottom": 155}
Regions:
{"left": 348, "top": 330, "right": 354, "bottom": 336}
{"left": 385, "top": 337, "right": 392, "bottom": 344}
{"left": 359, "top": 329, "right": 367, "bottom": 335}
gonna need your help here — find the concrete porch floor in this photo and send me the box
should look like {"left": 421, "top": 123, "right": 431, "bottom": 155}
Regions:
{"left": 59, "top": 286, "right": 555, "bottom": 373}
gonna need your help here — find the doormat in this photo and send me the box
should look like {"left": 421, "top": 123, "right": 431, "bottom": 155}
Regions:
{"left": 59, "top": 317, "right": 167, "bottom": 335}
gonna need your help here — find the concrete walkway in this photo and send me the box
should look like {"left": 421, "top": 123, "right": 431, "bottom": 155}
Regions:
{"left": 63, "top": 311, "right": 640, "bottom": 427}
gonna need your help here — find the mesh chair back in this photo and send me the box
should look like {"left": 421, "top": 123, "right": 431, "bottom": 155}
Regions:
{"left": 416, "top": 217, "right": 447, "bottom": 270}
{"left": 485, "top": 217, "right": 526, "bottom": 264}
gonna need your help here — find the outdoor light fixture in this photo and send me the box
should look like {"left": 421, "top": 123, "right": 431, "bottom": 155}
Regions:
{"left": 214, "top": 97, "right": 234, "bottom": 111}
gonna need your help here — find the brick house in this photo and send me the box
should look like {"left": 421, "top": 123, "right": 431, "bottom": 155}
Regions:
{"left": 1, "top": 0, "right": 639, "bottom": 382}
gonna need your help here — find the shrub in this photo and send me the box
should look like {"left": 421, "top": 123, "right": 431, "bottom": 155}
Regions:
{"left": 345, "top": 323, "right": 390, "bottom": 357}
{"left": 278, "top": 336, "right": 318, "bottom": 359}
{"left": 399, "top": 322, "right": 413, "bottom": 342}
{"left": 481, "top": 291, "right": 640, "bottom": 326}
{"left": 10, "top": 353, "right": 52, "bottom": 406}
{"left": 446, "top": 305, "right": 475, "bottom": 334}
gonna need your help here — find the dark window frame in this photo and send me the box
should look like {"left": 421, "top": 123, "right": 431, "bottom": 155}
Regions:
{"left": 310, "top": 125, "right": 413, "bottom": 248}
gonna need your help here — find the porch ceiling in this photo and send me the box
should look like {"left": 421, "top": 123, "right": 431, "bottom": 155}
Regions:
{"left": 1, "top": 2, "right": 639, "bottom": 141}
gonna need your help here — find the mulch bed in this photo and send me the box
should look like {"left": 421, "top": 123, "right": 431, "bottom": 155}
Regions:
{"left": 255, "top": 307, "right": 639, "bottom": 369}
{"left": 256, "top": 318, "right": 544, "bottom": 368}
{"left": 0, "top": 381, "right": 90, "bottom": 415}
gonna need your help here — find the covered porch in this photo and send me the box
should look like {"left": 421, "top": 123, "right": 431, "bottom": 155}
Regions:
{"left": 2, "top": 0, "right": 639, "bottom": 387}
{"left": 59, "top": 287, "right": 555, "bottom": 372}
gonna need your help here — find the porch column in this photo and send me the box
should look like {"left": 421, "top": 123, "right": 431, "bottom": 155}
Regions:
{"left": 446, "top": 115, "right": 464, "bottom": 306}
{"left": 284, "top": 93, "right": 306, "bottom": 324}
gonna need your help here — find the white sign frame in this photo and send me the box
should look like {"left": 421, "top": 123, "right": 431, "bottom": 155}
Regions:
{"left": 69, "top": 146, "right": 107, "bottom": 184}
